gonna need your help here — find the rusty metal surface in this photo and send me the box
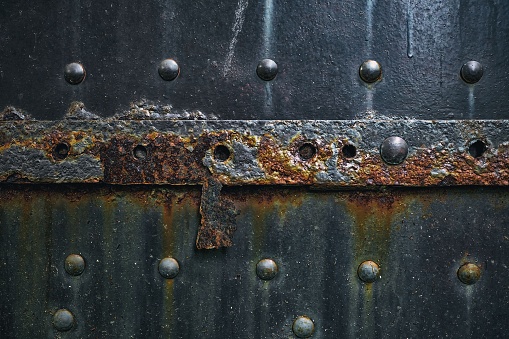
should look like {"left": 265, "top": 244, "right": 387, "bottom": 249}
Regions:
{"left": 0, "top": 119, "right": 509, "bottom": 186}
{"left": 0, "top": 185, "right": 508, "bottom": 338}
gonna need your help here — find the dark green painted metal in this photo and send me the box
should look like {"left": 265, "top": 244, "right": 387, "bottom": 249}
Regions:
{"left": 1, "top": 185, "right": 508, "bottom": 338}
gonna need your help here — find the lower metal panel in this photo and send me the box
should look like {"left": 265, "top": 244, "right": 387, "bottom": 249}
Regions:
{"left": 1, "top": 185, "right": 508, "bottom": 338}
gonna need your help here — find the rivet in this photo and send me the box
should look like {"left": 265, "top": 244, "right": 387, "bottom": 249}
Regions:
{"left": 380, "top": 136, "right": 408, "bottom": 165}
{"left": 357, "top": 260, "right": 380, "bottom": 283}
{"left": 64, "top": 62, "right": 86, "bottom": 85}
{"left": 457, "top": 263, "right": 481, "bottom": 285}
{"left": 158, "top": 59, "right": 180, "bottom": 81}
{"left": 298, "top": 143, "right": 317, "bottom": 161}
{"left": 359, "top": 60, "right": 382, "bottom": 83}
{"left": 256, "top": 59, "right": 278, "bottom": 81}
{"left": 53, "top": 143, "right": 70, "bottom": 160}
{"left": 158, "top": 257, "right": 180, "bottom": 279}
{"left": 133, "top": 145, "right": 148, "bottom": 160}
{"left": 292, "top": 315, "right": 315, "bottom": 338}
{"left": 53, "top": 309, "right": 74, "bottom": 331}
{"left": 460, "top": 61, "right": 483, "bottom": 84}
{"left": 256, "top": 258, "right": 278, "bottom": 280}
{"left": 213, "top": 144, "right": 231, "bottom": 162}
{"left": 64, "top": 254, "right": 85, "bottom": 276}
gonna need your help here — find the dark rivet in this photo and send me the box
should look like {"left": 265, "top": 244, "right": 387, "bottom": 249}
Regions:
{"left": 342, "top": 144, "right": 357, "bottom": 158}
{"left": 64, "top": 254, "right": 85, "bottom": 276}
{"left": 380, "top": 136, "right": 408, "bottom": 165}
{"left": 158, "top": 59, "right": 180, "bottom": 81}
{"left": 358, "top": 260, "right": 380, "bottom": 283}
{"left": 53, "top": 309, "right": 74, "bottom": 331}
{"left": 158, "top": 257, "right": 179, "bottom": 279}
{"left": 359, "top": 60, "right": 382, "bottom": 83}
{"left": 468, "top": 140, "right": 487, "bottom": 158}
{"left": 213, "top": 145, "right": 231, "bottom": 162}
{"left": 256, "top": 258, "right": 278, "bottom": 280}
{"left": 457, "top": 263, "right": 481, "bottom": 285}
{"left": 133, "top": 145, "right": 147, "bottom": 160}
{"left": 460, "top": 61, "right": 483, "bottom": 84}
{"left": 64, "top": 62, "right": 86, "bottom": 85}
{"left": 53, "top": 143, "right": 70, "bottom": 160}
{"left": 298, "top": 143, "right": 317, "bottom": 161}
{"left": 292, "top": 315, "right": 315, "bottom": 338}
{"left": 256, "top": 59, "right": 278, "bottom": 81}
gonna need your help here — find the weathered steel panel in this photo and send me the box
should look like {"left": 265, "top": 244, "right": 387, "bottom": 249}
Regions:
{"left": 0, "top": 185, "right": 508, "bottom": 338}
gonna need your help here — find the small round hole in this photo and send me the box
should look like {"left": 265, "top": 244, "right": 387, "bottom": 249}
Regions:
{"left": 53, "top": 143, "right": 69, "bottom": 160}
{"left": 468, "top": 140, "right": 486, "bottom": 158}
{"left": 133, "top": 145, "right": 147, "bottom": 160}
{"left": 214, "top": 145, "right": 231, "bottom": 162}
{"left": 298, "top": 143, "right": 317, "bottom": 161}
{"left": 342, "top": 144, "right": 357, "bottom": 158}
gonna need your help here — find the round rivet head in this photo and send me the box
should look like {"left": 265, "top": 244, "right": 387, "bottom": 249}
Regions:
{"left": 64, "top": 254, "right": 85, "bottom": 276}
{"left": 457, "top": 263, "right": 481, "bottom": 285}
{"left": 359, "top": 60, "right": 382, "bottom": 83}
{"left": 64, "top": 63, "right": 85, "bottom": 85}
{"left": 460, "top": 61, "right": 483, "bottom": 84}
{"left": 158, "top": 59, "right": 180, "bottom": 81}
{"left": 256, "top": 258, "right": 278, "bottom": 280}
{"left": 256, "top": 59, "right": 278, "bottom": 81}
{"left": 158, "top": 257, "right": 179, "bottom": 279}
{"left": 292, "top": 316, "right": 315, "bottom": 338}
{"left": 358, "top": 260, "right": 380, "bottom": 283}
{"left": 380, "top": 136, "right": 409, "bottom": 165}
{"left": 53, "top": 309, "right": 74, "bottom": 331}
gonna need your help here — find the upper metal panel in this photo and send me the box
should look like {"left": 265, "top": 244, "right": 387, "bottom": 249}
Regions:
{"left": 1, "top": 0, "right": 508, "bottom": 119}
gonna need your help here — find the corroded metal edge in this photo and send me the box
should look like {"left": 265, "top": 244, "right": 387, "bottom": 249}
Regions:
{"left": 0, "top": 119, "right": 507, "bottom": 186}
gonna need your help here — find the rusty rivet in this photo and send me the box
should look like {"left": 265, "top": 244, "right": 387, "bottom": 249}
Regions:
{"left": 298, "top": 143, "right": 317, "bottom": 161}
{"left": 256, "top": 258, "right": 278, "bottom": 280}
{"left": 213, "top": 144, "right": 231, "bottom": 162}
{"left": 457, "top": 263, "right": 481, "bottom": 285}
{"left": 468, "top": 140, "right": 487, "bottom": 158}
{"left": 380, "top": 136, "right": 408, "bottom": 165}
{"left": 133, "top": 145, "right": 148, "bottom": 160}
{"left": 359, "top": 60, "right": 382, "bottom": 83}
{"left": 358, "top": 260, "right": 380, "bottom": 283}
{"left": 53, "top": 143, "right": 70, "bottom": 160}
{"left": 64, "top": 62, "right": 86, "bottom": 85}
{"left": 64, "top": 254, "right": 85, "bottom": 276}
{"left": 158, "top": 257, "right": 179, "bottom": 279}
{"left": 292, "top": 315, "right": 315, "bottom": 338}
{"left": 158, "top": 59, "right": 180, "bottom": 81}
{"left": 460, "top": 61, "right": 483, "bottom": 84}
{"left": 256, "top": 59, "right": 278, "bottom": 81}
{"left": 53, "top": 309, "right": 75, "bottom": 331}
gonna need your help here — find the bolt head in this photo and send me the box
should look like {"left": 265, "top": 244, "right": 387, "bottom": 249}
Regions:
{"left": 64, "top": 63, "right": 86, "bottom": 85}
{"left": 53, "top": 309, "right": 74, "bottom": 331}
{"left": 359, "top": 60, "right": 382, "bottom": 83}
{"left": 256, "top": 258, "right": 278, "bottom": 280}
{"left": 158, "top": 59, "right": 180, "bottom": 81}
{"left": 158, "top": 257, "right": 180, "bottom": 279}
{"left": 358, "top": 260, "right": 380, "bottom": 283}
{"left": 256, "top": 59, "right": 278, "bottom": 81}
{"left": 460, "top": 61, "right": 483, "bottom": 84}
{"left": 64, "top": 254, "right": 85, "bottom": 276}
{"left": 292, "top": 316, "right": 315, "bottom": 338}
{"left": 380, "top": 136, "right": 409, "bottom": 165}
{"left": 457, "top": 263, "right": 481, "bottom": 285}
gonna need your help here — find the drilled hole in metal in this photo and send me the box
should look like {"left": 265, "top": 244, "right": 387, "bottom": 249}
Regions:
{"left": 342, "top": 144, "right": 357, "bottom": 158}
{"left": 133, "top": 145, "right": 147, "bottom": 160}
{"left": 468, "top": 140, "right": 487, "bottom": 158}
{"left": 298, "top": 143, "right": 317, "bottom": 161}
{"left": 214, "top": 145, "right": 231, "bottom": 162}
{"left": 53, "top": 143, "right": 69, "bottom": 160}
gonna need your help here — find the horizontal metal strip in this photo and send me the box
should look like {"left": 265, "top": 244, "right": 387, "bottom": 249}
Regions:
{"left": 0, "top": 119, "right": 507, "bottom": 186}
